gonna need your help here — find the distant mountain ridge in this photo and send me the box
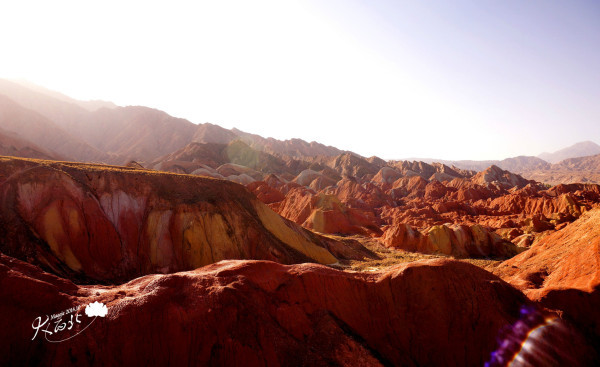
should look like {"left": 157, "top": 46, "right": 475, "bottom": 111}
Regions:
{"left": 0, "top": 93, "right": 113, "bottom": 162}
{"left": 522, "top": 153, "right": 600, "bottom": 185}
{"left": 10, "top": 79, "right": 117, "bottom": 111}
{"left": 230, "top": 128, "right": 344, "bottom": 158}
{"left": 0, "top": 79, "right": 344, "bottom": 164}
{"left": 538, "top": 141, "right": 600, "bottom": 163}
{"left": 402, "top": 156, "right": 550, "bottom": 173}
{"left": 553, "top": 153, "right": 600, "bottom": 171}
{"left": 404, "top": 141, "right": 600, "bottom": 175}
{"left": 0, "top": 126, "right": 59, "bottom": 160}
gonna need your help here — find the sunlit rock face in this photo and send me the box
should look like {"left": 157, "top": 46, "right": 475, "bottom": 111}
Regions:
{"left": 0, "top": 157, "right": 375, "bottom": 283}
{"left": 1, "top": 254, "right": 537, "bottom": 366}
{"left": 381, "top": 221, "right": 523, "bottom": 258}
{"left": 494, "top": 208, "right": 600, "bottom": 354}
{"left": 267, "top": 186, "right": 382, "bottom": 237}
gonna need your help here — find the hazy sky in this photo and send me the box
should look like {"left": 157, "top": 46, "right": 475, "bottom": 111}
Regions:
{"left": 1, "top": 0, "right": 599, "bottom": 160}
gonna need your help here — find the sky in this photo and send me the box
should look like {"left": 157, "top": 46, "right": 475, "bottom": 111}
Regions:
{"left": 1, "top": 0, "right": 599, "bottom": 160}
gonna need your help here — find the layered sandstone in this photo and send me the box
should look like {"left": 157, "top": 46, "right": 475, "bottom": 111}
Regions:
{"left": 271, "top": 186, "right": 381, "bottom": 237}
{"left": 381, "top": 221, "right": 522, "bottom": 258}
{"left": 0, "top": 157, "right": 372, "bottom": 283}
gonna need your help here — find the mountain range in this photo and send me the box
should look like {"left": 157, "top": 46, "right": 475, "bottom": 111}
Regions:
{"left": 0, "top": 77, "right": 599, "bottom": 186}
{"left": 538, "top": 141, "right": 600, "bottom": 163}
{"left": 2, "top": 79, "right": 600, "bottom": 365}
{"left": 0, "top": 79, "right": 344, "bottom": 165}
{"left": 405, "top": 141, "right": 600, "bottom": 171}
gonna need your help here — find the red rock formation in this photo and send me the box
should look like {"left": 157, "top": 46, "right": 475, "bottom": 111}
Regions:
{"left": 322, "top": 178, "right": 391, "bottom": 210}
{"left": 456, "top": 185, "right": 488, "bottom": 201}
{"left": 484, "top": 191, "right": 582, "bottom": 216}
{"left": 271, "top": 186, "right": 317, "bottom": 224}
{"left": 308, "top": 175, "right": 337, "bottom": 191}
{"left": 424, "top": 179, "right": 451, "bottom": 199}
{"left": 328, "top": 153, "right": 379, "bottom": 178}
{"left": 391, "top": 161, "right": 468, "bottom": 180}
{"left": 390, "top": 175, "right": 429, "bottom": 198}
{"left": 472, "top": 165, "right": 535, "bottom": 189}
{"left": 381, "top": 221, "right": 522, "bottom": 258}
{"left": 446, "top": 178, "right": 495, "bottom": 201}
{"left": 379, "top": 204, "right": 443, "bottom": 229}
{"left": 216, "top": 163, "right": 261, "bottom": 180}
{"left": 0, "top": 253, "right": 541, "bottom": 366}
{"left": 379, "top": 174, "right": 597, "bottom": 234}
{"left": 0, "top": 157, "right": 371, "bottom": 283}
{"left": 302, "top": 195, "right": 382, "bottom": 237}
{"left": 246, "top": 181, "right": 285, "bottom": 204}
{"left": 494, "top": 209, "right": 600, "bottom": 348}
{"left": 380, "top": 222, "right": 431, "bottom": 252}
{"left": 273, "top": 186, "right": 381, "bottom": 237}
{"left": 546, "top": 182, "right": 600, "bottom": 200}
{"left": 372, "top": 166, "right": 401, "bottom": 185}
{"left": 263, "top": 173, "right": 288, "bottom": 191}
{"left": 294, "top": 169, "right": 324, "bottom": 186}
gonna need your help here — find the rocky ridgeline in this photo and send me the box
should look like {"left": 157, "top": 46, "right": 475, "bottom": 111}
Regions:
{"left": 3, "top": 252, "right": 592, "bottom": 366}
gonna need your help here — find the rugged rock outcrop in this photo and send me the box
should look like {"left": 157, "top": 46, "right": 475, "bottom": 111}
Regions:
{"left": 322, "top": 178, "right": 391, "bottom": 210}
{"left": 271, "top": 186, "right": 381, "bottom": 237}
{"left": 328, "top": 153, "right": 379, "bottom": 178}
{"left": 381, "top": 221, "right": 523, "bottom": 258}
{"left": 0, "top": 157, "right": 371, "bottom": 283}
{"left": 389, "top": 160, "right": 472, "bottom": 181}
{"left": 372, "top": 166, "right": 402, "bottom": 185}
{"left": 522, "top": 153, "right": 600, "bottom": 185}
{"left": 302, "top": 195, "right": 382, "bottom": 237}
{"left": 270, "top": 186, "right": 317, "bottom": 224}
{"left": 294, "top": 169, "right": 326, "bottom": 187}
{"left": 472, "top": 165, "right": 534, "bottom": 189}
{"left": 476, "top": 191, "right": 585, "bottom": 218}
{"left": 494, "top": 209, "right": 600, "bottom": 349}
{"left": 390, "top": 175, "right": 429, "bottom": 199}
{"left": 1, "top": 254, "right": 546, "bottom": 366}
{"left": 247, "top": 181, "right": 286, "bottom": 204}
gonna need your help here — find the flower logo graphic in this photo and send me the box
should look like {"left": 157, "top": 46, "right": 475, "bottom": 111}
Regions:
{"left": 85, "top": 302, "right": 108, "bottom": 317}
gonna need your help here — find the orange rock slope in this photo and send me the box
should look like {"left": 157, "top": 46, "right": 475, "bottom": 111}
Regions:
{"left": 1, "top": 253, "right": 542, "bottom": 367}
{"left": 494, "top": 208, "right": 600, "bottom": 347}
{"left": 0, "top": 157, "right": 375, "bottom": 283}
